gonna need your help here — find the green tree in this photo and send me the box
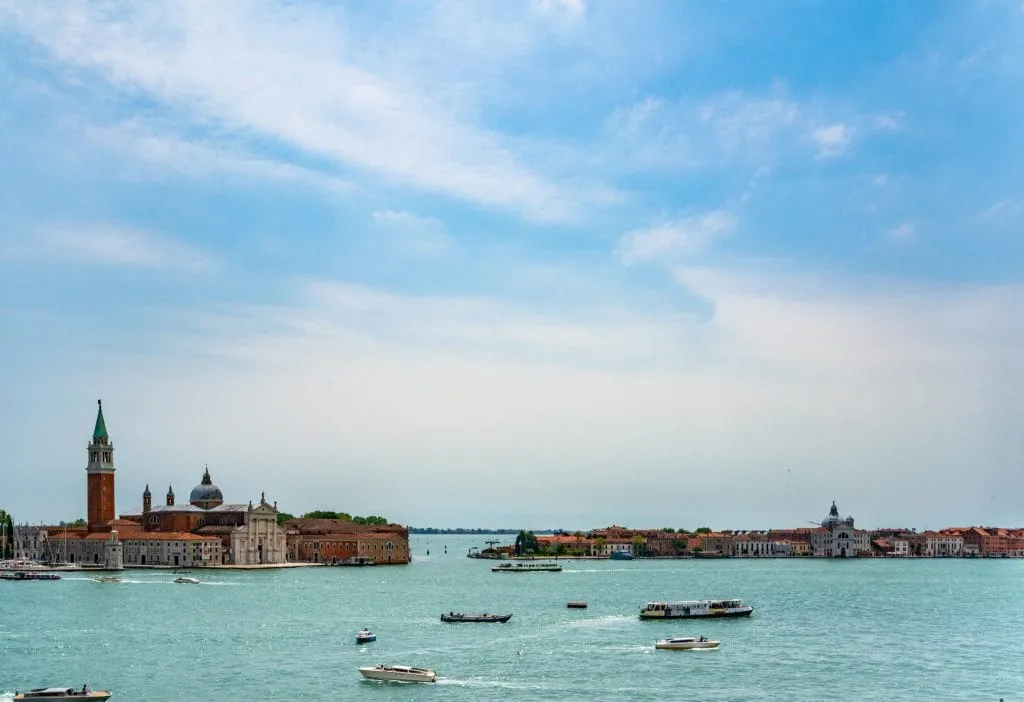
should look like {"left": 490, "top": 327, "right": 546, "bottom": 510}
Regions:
{"left": 276, "top": 512, "right": 295, "bottom": 525}
{"left": 671, "top": 538, "right": 687, "bottom": 554}
{"left": 0, "top": 509, "right": 13, "bottom": 559}
{"left": 695, "top": 527, "right": 712, "bottom": 534}
{"left": 661, "top": 527, "right": 676, "bottom": 533}
{"left": 514, "top": 530, "right": 538, "bottom": 556}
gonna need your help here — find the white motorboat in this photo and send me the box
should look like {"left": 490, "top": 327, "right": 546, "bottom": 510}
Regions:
{"left": 655, "top": 636, "right": 721, "bottom": 650}
{"left": 94, "top": 576, "right": 121, "bottom": 583}
{"left": 14, "top": 686, "right": 111, "bottom": 699}
{"left": 639, "top": 599, "right": 752, "bottom": 619}
{"left": 358, "top": 664, "right": 437, "bottom": 683}
{"left": 491, "top": 561, "right": 562, "bottom": 573}
{"left": 173, "top": 576, "right": 200, "bottom": 584}
{"left": 355, "top": 629, "right": 376, "bottom": 644}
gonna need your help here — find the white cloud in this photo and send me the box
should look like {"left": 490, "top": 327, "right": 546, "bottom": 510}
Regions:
{"left": 0, "top": 2, "right": 588, "bottom": 222}
{"left": 873, "top": 174, "right": 890, "bottom": 187}
{"left": 35, "top": 224, "right": 216, "bottom": 270}
{"left": 88, "top": 122, "right": 352, "bottom": 193}
{"left": 979, "top": 197, "right": 1022, "bottom": 221}
{"left": 532, "top": 0, "right": 586, "bottom": 16}
{"left": 812, "top": 123, "right": 854, "bottom": 157}
{"left": 371, "top": 210, "right": 454, "bottom": 256}
{"left": 616, "top": 210, "right": 738, "bottom": 265}
{"left": 888, "top": 221, "right": 916, "bottom": 242}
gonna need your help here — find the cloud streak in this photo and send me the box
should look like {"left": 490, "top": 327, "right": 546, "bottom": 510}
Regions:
{"left": 0, "top": 2, "right": 592, "bottom": 222}
{"left": 616, "top": 211, "right": 738, "bottom": 265}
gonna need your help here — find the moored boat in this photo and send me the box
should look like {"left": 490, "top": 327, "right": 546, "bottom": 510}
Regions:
{"left": 358, "top": 664, "right": 436, "bottom": 683}
{"left": 639, "top": 599, "right": 753, "bottom": 619}
{"left": 491, "top": 561, "right": 562, "bottom": 573}
{"left": 14, "top": 686, "right": 111, "bottom": 699}
{"left": 567, "top": 601, "right": 588, "bottom": 609}
{"left": 440, "top": 612, "right": 512, "bottom": 623}
{"left": 609, "top": 551, "right": 634, "bottom": 560}
{"left": 173, "top": 576, "right": 200, "bottom": 584}
{"left": 1, "top": 571, "right": 62, "bottom": 581}
{"left": 655, "top": 636, "right": 720, "bottom": 650}
{"left": 355, "top": 629, "right": 376, "bottom": 644}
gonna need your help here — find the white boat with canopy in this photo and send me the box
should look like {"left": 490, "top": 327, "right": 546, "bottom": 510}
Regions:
{"left": 639, "top": 599, "right": 752, "bottom": 619}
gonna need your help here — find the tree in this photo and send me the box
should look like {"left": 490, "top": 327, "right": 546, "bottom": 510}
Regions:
{"left": 276, "top": 512, "right": 295, "bottom": 525}
{"left": 661, "top": 527, "right": 675, "bottom": 533}
{"left": 514, "top": 530, "right": 538, "bottom": 556}
{"left": 695, "top": 527, "right": 712, "bottom": 534}
{"left": 631, "top": 534, "right": 647, "bottom": 557}
{"left": 59, "top": 518, "right": 86, "bottom": 527}
{"left": 671, "top": 538, "right": 687, "bottom": 554}
{"left": 0, "top": 509, "right": 13, "bottom": 559}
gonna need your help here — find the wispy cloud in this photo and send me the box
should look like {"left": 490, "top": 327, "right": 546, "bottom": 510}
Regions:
{"left": 0, "top": 2, "right": 589, "bottom": 222}
{"left": 887, "top": 221, "right": 916, "bottom": 243}
{"left": 34, "top": 224, "right": 216, "bottom": 271}
{"left": 616, "top": 210, "right": 738, "bottom": 265}
{"left": 88, "top": 122, "right": 352, "bottom": 193}
{"left": 371, "top": 210, "right": 454, "bottom": 257}
{"left": 532, "top": 0, "right": 586, "bottom": 16}
{"left": 812, "top": 123, "right": 854, "bottom": 158}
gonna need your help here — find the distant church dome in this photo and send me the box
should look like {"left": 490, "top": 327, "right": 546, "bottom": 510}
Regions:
{"left": 189, "top": 466, "right": 224, "bottom": 509}
{"left": 821, "top": 501, "right": 854, "bottom": 529}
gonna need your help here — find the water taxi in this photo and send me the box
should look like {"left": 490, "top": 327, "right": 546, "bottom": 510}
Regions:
{"left": 355, "top": 629, "right": 376, "bottom": 644}
{"left": 358, "top": 664, "right": 437, "bottom": 683}
{"left": 174, "top": 576, "right": 200, "bottom": 584}
{"left": 655, "top": 636, "right": 721, "bottom": 650}
{"left": 491, "top": 561, "right": 562, "bottom": 573}
{"left": 14, "top": 686, "right": 111, "bottom": 699}
{"left": 639, "top": 599, "right": 753, "bottom": 619}
{"left": 93, "top": 576, "right": 121, "bottom": 583}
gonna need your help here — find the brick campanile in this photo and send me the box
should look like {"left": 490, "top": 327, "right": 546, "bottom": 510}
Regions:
{"left": 86, "top": 399, "right": 116, "bottom": 531}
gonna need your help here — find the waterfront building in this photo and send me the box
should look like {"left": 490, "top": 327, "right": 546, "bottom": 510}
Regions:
{"left": 284, "top": 518, "right": 410, "bottom": 564}
{"left": 808, "top": 502, "right": 871, "bottom": 558}
{"left": 120, "top": 469, "right": 288, "bottom": 565}
{"left": 921, "top": 531, "right": 963, "bottom": 557}
{"left": 14, "top": 401, "right": 288, "bottom": 567}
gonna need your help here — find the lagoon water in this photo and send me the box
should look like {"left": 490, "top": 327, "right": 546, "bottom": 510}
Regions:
{"left": 2, "top": 534, "right": 1023, "bottom": 701}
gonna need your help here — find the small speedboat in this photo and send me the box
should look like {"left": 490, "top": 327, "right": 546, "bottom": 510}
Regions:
{"left": 14, "top": 686, "right": 112, "bottom": 699}
{"left": 440, "top": 612, "right": 512, "bottom": 623}
{"left": 355, "top": 629, "right": 376, "bottom": 644}
{"left": 655, "top": 636, "right": 721, "bottom": 650}
{"left": 94, "top": 576, "right": 121, "bottom": 583}
{"left": 174, "top": 576, "right": 200, "bottom": 584}
{"left": 358, "top": 664, "right": 437, "bottom": 683}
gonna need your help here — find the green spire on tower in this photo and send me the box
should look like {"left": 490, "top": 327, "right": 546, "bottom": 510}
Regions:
{"left": 93, "top": 399, "right": 108, "bottom": 440}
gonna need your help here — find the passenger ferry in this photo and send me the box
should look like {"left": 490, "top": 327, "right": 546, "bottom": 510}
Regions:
{"left": 639, "top": 599, "right": 753, "bottom": 619}
{"left": 491, "top": 561, "right": 562, "bottom": 573}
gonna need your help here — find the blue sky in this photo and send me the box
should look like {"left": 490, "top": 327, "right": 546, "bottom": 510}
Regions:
{"left": 1, "top": 0, "right": 1021, "bottom": 530}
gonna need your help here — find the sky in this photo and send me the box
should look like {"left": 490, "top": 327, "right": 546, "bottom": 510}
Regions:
{"left": 1, "top": 0, "right": 1022, "bottom": 532}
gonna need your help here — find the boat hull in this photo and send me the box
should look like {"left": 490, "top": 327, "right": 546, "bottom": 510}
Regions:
{"left": 640, "top": 609, "right": 752, "bottom": 619}
{"left": 15, "top": 692, "right": 111, "bottom": 700}
{"left": 359, "top": 666, "right": 436, "bottom": 683}
{"left": 656, "top": 640, "right": 720, "bottom": 650}
{"left": 440, "top": 613, "right": 512, "bottom": 623}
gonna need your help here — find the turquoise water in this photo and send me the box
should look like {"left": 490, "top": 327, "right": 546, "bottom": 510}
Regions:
{"left": 2, "top": 534, "right": 1022, "bottom": 701}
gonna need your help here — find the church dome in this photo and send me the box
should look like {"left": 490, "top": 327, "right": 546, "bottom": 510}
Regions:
{"left": 821, "top": 501, "right": 854, "bottom": 529}
{"left": 189, "top": 467, "right": 224, "bottom": 508}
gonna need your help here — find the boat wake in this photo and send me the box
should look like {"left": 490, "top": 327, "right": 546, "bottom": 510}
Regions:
{"left": 561, "top": 614, "right": 634, "bottom": 629}
{"left": 436, "top": 678, "right": 552, "bottom": 690}
{"left": 1, "top": 692, "right": 14, "bottom": 701}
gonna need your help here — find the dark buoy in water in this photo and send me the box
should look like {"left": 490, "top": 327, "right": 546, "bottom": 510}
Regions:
{"left": 426, "top": 549, "right": 430, "bottom": 555}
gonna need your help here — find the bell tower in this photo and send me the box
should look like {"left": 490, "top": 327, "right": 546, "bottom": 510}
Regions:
{"left": 86, "top": 400, "right": 116, "bottom": 531}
